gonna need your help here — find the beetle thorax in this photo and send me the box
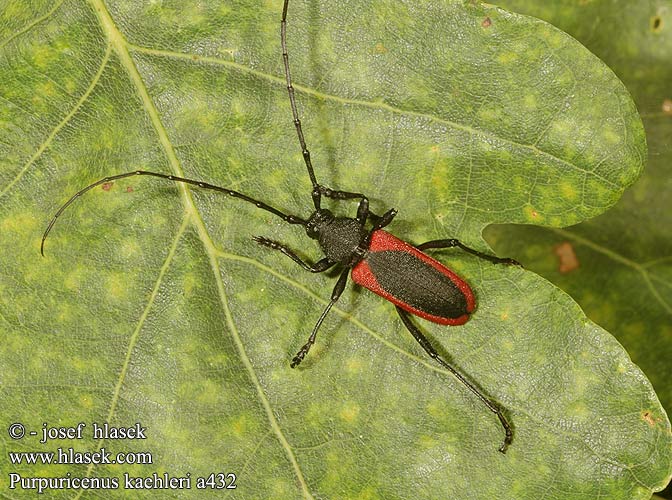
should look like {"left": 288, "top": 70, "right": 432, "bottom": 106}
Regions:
{"left": 306, "top": 209, "right": 368, "bottom": 265}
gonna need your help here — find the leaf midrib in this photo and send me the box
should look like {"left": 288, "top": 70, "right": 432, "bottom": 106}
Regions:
{"left": 89, "top": 1, "right": 314, "bottom": 497}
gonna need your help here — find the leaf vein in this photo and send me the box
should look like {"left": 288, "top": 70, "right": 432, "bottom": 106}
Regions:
{"left": 0, "top": 44, "right": 113, "bottom": 199}
{"left": 127, "top": 44, "right": 621, "bottom": 190}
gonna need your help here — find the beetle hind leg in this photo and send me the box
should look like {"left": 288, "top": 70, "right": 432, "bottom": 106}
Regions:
{"left": 395, "top": 306, "right": 513, "bottom": 453}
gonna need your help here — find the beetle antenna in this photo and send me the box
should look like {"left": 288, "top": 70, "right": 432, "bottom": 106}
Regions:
{"left": 41, "top": 170, "right": 306, "bottom": 256}
{"left": 281, "top": 0, "right": 321, "bottom": 209}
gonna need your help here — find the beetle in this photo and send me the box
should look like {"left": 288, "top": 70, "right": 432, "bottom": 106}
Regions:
{"left": 42, "top": 0, "right": 520, "bottom": 453}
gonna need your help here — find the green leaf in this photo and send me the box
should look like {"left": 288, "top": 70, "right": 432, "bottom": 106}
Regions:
{"left": 0, "top": 1, "right": 669, "bottom": 499}
{"left": 485, "top": 0, "right": 672, "bottom": 496}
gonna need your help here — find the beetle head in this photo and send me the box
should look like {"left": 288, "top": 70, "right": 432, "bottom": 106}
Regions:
{"left": 305, "top": 209, "right": 334, "bottom": 240}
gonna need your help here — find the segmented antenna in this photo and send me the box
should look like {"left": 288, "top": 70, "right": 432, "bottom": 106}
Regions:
{"left": 41, "top": 171, "right": 306, "bottom": 256}
{"left": 281, "top": 0, "right": 320, "bottom": 200}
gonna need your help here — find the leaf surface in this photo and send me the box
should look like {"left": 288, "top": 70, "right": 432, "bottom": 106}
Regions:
{"left": 0, "top": 1, "right": 669, "bottom": 499}
{"left": 485, "top": 1, "right": 672, "bottom": 495}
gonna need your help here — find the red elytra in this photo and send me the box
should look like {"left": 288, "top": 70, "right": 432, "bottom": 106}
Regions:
{"left": 351, "top": 230, "right": 476, "bottom": 325}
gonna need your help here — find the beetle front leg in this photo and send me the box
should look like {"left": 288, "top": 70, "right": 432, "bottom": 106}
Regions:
{"left": 417, "top": 239, "right": 521, "bottom": 266}
{"left": 370, "top": 208, "right": 397, "bottom": 231}
{"left": 253, "top": 236, "right": 334, "bottom": 272}
{"left": 291, "top": 267, "right": 349, "bottom": 367}
{"left": 312, "top": 184, "right": 366, "bottom": 211}
{"left": 314, "top": 185, "right": 386, "bottom": 225}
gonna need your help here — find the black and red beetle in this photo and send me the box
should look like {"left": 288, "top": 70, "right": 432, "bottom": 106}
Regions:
{"left": 42, "top": 0, "right": 520, "bottom": 453}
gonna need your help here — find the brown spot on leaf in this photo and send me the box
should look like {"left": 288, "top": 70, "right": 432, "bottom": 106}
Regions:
{"left": 126, "top": 186, "right": 134, "bottom": 193}
{"left": 651, "top": 15, "right": 663, "bottom": 32}
{"left": 662, "top": 98, "right": 672, "bottom": 115}
{"left": 554, "top": 241, "right": 579, "bottom": 274}
{"left": 642, "top": 410, "right": 656, "bottom": 426}
{"left": 102, "top": 182, "right": 113, "bottom": 191}
{"left": 482, "top": 17, "right": 492, "bottom": 28}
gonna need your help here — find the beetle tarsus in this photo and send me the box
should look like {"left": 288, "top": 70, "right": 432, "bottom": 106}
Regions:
{"left": 498, "top": 419, "right": 513, "bottom": 454}
{"left": 290, "top": 349, "right": 308, "bottom": 368}
{"left": 497, "top": 257, "right": 522, "bottom": 267}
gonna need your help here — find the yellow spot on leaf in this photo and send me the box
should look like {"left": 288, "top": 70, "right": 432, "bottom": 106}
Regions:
{"left": 560, "top": 181, "right": 577, "bottom": 201}
{"left": 119, "top": 240, "right": 141, "bottom": 259}
{"left": 568, "top": 400, "right": 589, "bottom": 418}
{"left": 231, "top": 415, "right": 249, "bottom": 437}
{"left": 31, "top": 44, "right": 56, "bottom": 70}
{"left": 65, "top": 78, "right": 77, "bottom": 93}
{"left": 2, "top": 212, "right": 38, "bottom": 233}
{"left": 106, "top": 273, "right": 128, "bottom": 299}
{"left": 64, "top": 268, "right": 84, "bottom": 291}
{"left": 523, "top": 94, "right": 537, "bottom": 110}
{"left": 195, "top": 380, "right": 218, "bottom": 404}
{"left": 602, "top": 127, "right": 621, "bottom": 144}
{"left": 346, "top": 358, "right": 363, "bottom": 374}
{"left": 373, "top": 42, "right": 387, "bottom": 54}
{"left": 551, "top": 119, "right": 571, "bottom": 137}
{"left": 339, "top": 402, "right": 360, "bottom": 423}
{"left": 419, "top": 434, "right": 438, "bottom": 448}
{"left": 38, "top": 80, "right": 57, "bottom": 97}
{"left": 501, "top": 339, "right": 514, "bottom": 351}
{"left": 56, "top": 304, "right": 71, "bottom": 324}
{"left": 478, "top": 107, "right": 502, "bottom": 122}
{"left": 183, "top": 273, "right": 197, "bottom": 297}
{"left": 544, "top": 30, "right": 565, "bottom": 49}
{"left": 497, "top": 52, "right": 519, "bottom": 64}
{"left": 523, "top": 205, "right": 542, "bottom": 222}
{"left": 79, "top": 394, "right": 93, "bottom": 409}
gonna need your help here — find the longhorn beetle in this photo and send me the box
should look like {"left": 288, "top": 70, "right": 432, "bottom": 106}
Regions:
{"left": 42, "top": 0, "right": 520, "bottom": 453}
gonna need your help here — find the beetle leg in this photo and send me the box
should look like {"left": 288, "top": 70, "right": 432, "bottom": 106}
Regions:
{"left": 417, "top": 239, "right": 521, "bottom": 266}
{"left": 395, "top": 306, "right": 513, "bottom": 453}
{"left": 362, "top": 208, "right": 398, "bottom": 247}
{"left": 314, "top": 185, "right": 385, "bottom": 224}
{"left": 355, "top": 196, "right": 370, "bottom": 225}
{"left": 312, "top": 185, "right": 366, "bottom": 211}
{"left": 316, "top": 185, "right": 366, "bottom": 202}
{"left": 253, "top": 236, "right": 334, "bottom": 272}
{"left": 370, "top": 208, "right": 397, "bottom": 231}
{"left": 291, "top": 267, "right": 349, "bottom": 367}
